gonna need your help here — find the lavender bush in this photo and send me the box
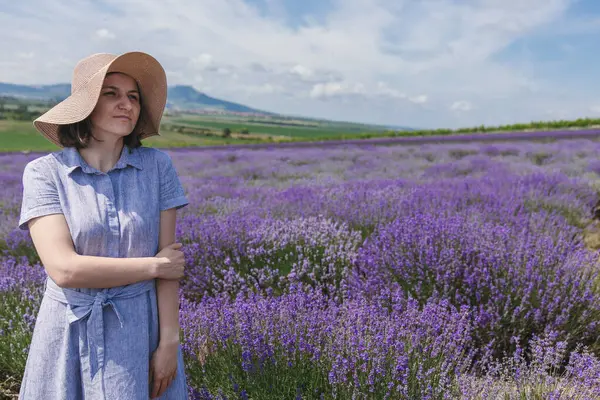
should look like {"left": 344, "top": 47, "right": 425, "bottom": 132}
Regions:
{"left": 348, "top": 209, "right": 600, "bottom": 360}
{"left": 0, "top": 256, "right": 45, "bottom": 379}
{"left": 180, "top": 285, "right": 474, "bottom": 399}
{"left": 458, "top": 333, "right": 600, "bottom": 399}
{"left": 180, "top": 215, "right": 362, "bottom": 300}
{"left": 2, "top": 137, "right": 600, "bottom": 397}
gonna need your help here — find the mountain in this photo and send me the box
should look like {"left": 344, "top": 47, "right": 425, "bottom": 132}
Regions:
{"left": 0, "top": 82, "right": 70, "bottom": 101}
{"left": 0, "top": 82, "right": 268, "bottom": 114}
{"left": 166, "top": 85, "right": 266, "bottom": 114}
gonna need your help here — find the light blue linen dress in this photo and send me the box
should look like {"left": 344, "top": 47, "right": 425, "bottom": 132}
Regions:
{"left": 17, "top": 144, "right": 189, "bottom": 399}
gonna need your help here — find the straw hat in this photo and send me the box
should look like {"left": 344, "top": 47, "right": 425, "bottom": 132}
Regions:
{"left": 33, "top": 51, "right": 167, "bottom": 147}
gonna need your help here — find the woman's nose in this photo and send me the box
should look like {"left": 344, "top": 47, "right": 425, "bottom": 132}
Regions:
{"left": 118, "top": 95, "right": 133, "bottom": 110}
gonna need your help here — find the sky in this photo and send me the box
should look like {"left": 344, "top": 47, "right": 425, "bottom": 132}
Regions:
{"left": 1, "top": 0, "right": 600, "bottom": 129}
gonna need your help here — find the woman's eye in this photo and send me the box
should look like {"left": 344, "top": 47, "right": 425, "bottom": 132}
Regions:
{"left": 104, "top": 92, "right": 115, "bottom": 96}
{"left": 129, "top": 95, "right": 139, "bottom": 101}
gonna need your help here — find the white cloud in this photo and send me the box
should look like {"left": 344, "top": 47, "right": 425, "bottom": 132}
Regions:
{"left": 451, "top": 101, "right": 473, "bottom": 112}
{"left": 290, "top": 65, "right": 314, "bottom": 80}
{"left": 409, "top": 95, "right": 428, "bottom": 104}
{"left": 216, "top": 67, "right": 232, "bottom": 75}
{"left": 589, "top": 105, "right": 600, "bottom": 114}
{"left": 17, "top": 52, "right": 35, "bottom": 59}
{"left": 189, "top": 53, "right": 214, "bottom": 70}
{"left": 309, "top": 81, "right": 366, "bottom": 99}
{"left": 243, "top": 83, "right": 286, "bottom": 94}
{"left": 0, "top": 0, "right": 581, "bottom": 128}
{"left": 166, "top": 70, "right": 183, "bottom": 79}
{"left": 95, "top": 29, "right": 115, "bottom": 40}
{"left": 375, "top": 82, "right": 406, "bottom": 99}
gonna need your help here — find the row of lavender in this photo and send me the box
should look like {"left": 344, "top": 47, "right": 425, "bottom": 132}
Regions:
{"left": 2, "top": 138, "right": 600, "bottom": 398}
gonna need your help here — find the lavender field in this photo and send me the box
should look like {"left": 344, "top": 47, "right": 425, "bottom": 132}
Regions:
{"left": 2, "top": 137, "right": 600, "bottom": 399}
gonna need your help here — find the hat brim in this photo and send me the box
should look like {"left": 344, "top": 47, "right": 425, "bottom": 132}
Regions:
{"left": 34, "top": 51, "right": 167, "bottom": 148}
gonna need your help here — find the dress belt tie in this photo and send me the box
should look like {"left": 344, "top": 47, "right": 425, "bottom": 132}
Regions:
{"left": 44, "top": 278, "right": 155, "bottom": 382}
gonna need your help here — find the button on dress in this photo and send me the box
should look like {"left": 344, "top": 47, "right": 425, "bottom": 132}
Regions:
{"left": 17, "top": 145, "right": 189, "bottom": 399}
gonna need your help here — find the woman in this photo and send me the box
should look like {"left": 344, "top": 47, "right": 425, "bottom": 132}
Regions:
{"left": 17, "top": 52, "right": 189, "bottom": 399}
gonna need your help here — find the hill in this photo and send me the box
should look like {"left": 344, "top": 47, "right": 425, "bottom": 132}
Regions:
{"left": 166, "top": 85, "right": 267, "bottom": 114}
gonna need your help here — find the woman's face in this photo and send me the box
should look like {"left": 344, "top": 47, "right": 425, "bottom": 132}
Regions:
{"left": 89, "top": 72, "right": 141, "bottom": 140}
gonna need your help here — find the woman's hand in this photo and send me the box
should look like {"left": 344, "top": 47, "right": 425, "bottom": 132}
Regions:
{"left": 153, "top": 242, "right": 185, "bottom": 280}
{"left": 149, "top": 341, "right": 179, "bottom": 399}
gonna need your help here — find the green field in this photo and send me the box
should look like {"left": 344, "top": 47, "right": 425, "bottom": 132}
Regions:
{"left": 3, "top": 111, "right": 600, "bottom": 153}
{"left": 0, "top": 119, "right": 272, "bottom": 152}
{"left": 167, "top": 115, "right": 382, "bottom": 139}
{"left": 0, "top": 112, "right": 388, "bottom": 152}
{"left": 0, "top": 121, "right": 59, "bottom": 152}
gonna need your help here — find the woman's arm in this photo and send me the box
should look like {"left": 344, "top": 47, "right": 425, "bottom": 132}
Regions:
{"left": 150, "top": 207, "right": 182, "bottom": 398}
{"left": 28, "top": 213, "right": 181, "bottom": 288}
{"left": 155, "top": 207, "right": 182, "bottom": 346}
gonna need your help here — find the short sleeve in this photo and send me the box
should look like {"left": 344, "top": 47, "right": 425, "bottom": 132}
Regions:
{"left": 18, "top": 159, "right": 64, "bottom": 230}
{"left": 157, "top": 150, "right": 189, "bottom": 211}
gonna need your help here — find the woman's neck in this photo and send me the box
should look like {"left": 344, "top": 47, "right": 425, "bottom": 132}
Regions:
{"left": 78, "top": 138, "right": 125, "bottom": 174}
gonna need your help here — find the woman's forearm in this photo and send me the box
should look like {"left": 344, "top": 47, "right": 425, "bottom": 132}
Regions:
{"left": 156, "top": 207, "right": 182, "bottom": 347}
{"left": 156, "top": 279, "right": 181, "bottom": 346}
{"left": 60, "top": 253, "right": 159, "bottom": 288}
{"left": 28, "top": 214, "right": 160, "bottom": 289}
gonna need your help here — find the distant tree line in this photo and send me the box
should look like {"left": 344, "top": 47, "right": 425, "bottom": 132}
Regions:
{"left": 0, "top": 96, "right": 55, "bottom": 121}
{"left": 222, "top": 127, "right": 249, "bottom": 137}
{"left": 165, "top": 124, "right": 251, "bottom": 139}
{"left": 246, "top": 119, "right": 319, "bottom": 128}
{"left": 0, "top": 104, "right": 44, "bottom": 121}
{"left": 356, "top": 118, "right": 600, "bottom": 139}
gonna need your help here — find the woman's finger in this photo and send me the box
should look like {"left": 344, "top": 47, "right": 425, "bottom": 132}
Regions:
{"left": 160, "top": 378, "right": 171, "bottom": 397}
{"left": 151, "top": 378, "right": 163, "bottom": 399}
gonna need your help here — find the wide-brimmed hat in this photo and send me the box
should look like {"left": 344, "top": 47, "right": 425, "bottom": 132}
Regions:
{"left": 33, "top": 51, "right": 167, "bottom": 147}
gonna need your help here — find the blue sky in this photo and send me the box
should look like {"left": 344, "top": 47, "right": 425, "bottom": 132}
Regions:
{"left": 1, "top": 0, "right": 600, "bottom": 129}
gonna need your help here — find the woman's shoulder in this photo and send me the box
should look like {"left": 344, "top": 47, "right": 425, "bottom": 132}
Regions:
{"left": 22, "top": 151, "right": 62, "bottom": 176}
{"left": 135, "top": 146, "right": 177, "bottom": 168}
{"left": 137, "top": 146, "right": 174, "bottom": 157}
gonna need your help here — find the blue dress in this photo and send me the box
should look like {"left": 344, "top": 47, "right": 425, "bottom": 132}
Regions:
{"left": 17, "top": 145, "right": 189, "bottom": 399}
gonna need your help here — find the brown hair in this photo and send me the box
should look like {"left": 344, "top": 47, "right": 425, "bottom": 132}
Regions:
{"left": 58, "top": 72, "right": 144, "bottom": 149}
{"left": 57, "top": 113, "right": 144, "bottom": 149}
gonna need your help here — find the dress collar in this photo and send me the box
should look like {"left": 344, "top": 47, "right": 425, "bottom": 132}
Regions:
{"left": 62, "top": 145, "right": 143, "bottom": 175}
